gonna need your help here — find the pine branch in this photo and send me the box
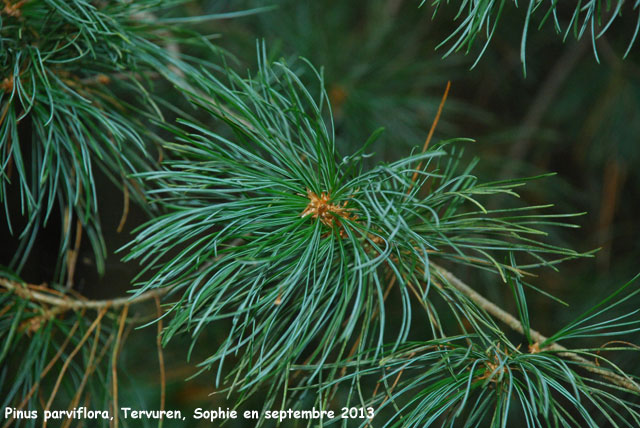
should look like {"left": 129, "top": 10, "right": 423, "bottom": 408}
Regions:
{"left": 123, "top": 51, "right": 595, "bottom": 406}
{"left": 421, "top": 0, "right": 640, "bottom": 69}
{"left": 433, "top": 262, "right": 640, "bottom": 393}
{"left": 0, "top": 278, "right": 168, "bottom": 310}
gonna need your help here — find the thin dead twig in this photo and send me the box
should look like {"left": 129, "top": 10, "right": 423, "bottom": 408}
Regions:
{"left": 42, "top": 306, "right": 110, "bottom": 428}
{"left": 116, "top": 178, "right": 130, "bottom": 233}
{"left": 61, "top": 319, "right": 103, "bottom": 428}
{"left": 409, "top": 80, "right": 451, "bottom": 189}
{"left": 112, "top": 305, "right": 129, "bottom": 428}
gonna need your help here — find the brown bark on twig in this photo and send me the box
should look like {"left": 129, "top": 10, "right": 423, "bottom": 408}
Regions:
{"left": 0, "top": 277, "right": 169, "bottom": 310}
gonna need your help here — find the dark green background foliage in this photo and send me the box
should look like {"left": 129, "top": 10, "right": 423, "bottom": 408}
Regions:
{"left": 1, "top": 1, "right": 640, "bottom": 427}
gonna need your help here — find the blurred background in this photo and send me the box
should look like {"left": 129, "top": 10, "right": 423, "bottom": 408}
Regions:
{"left": 3, "top": 0, "right": 639, "bottom": 426}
